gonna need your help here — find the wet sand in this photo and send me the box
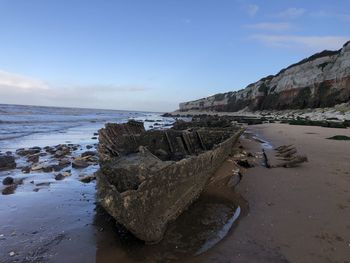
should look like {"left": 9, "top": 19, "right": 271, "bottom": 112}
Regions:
{"left": 1, "top": 123, "right": 350, "bottom": 262}
{"left": 192, "top": 123, "right": 350, "bottom": 263}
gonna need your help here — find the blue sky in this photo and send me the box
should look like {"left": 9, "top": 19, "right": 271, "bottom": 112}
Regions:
{"left": 0, "top": 0, "right": 349, "bottom": 112}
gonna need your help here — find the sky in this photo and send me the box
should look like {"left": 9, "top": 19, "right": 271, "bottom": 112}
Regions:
{"left": 0, "top": 0, "right": 349, "bottom": 112}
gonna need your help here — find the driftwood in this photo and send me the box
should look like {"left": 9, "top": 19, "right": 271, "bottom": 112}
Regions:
{"left": 276, "top": 148, "right": 297, "bottom": 158}
{"left": 272, "top": 155, "right": 308, "bottom": 168}
{"left": 270, "top": 144, "right": 308, "bottom": 168}
{"left": 275, "top": 145, "right": 295, "bottom": 154}
{"left": 262, "top": 149, "right": 271, "bottom": 168}
{"left": 275, "top": 144, "right": 293, "bottom": 152}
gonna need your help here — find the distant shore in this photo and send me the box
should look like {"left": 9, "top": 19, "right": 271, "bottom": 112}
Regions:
{"left": 167, "top": 102, "right": 350, "bottom": 122}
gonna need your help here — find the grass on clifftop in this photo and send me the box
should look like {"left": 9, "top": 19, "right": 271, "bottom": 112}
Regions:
{"left": 327, "top": 135, "right": 350, "bottom": 140}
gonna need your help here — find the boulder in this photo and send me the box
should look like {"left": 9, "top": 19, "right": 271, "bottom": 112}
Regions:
{"left": 16, "top": 147, "right": 41, "bottom": 156}
{"left": 2, "top": 176, "right": 14, "bottom": 185}
{"left": 27, "top": 154, "right": 39, "bottom": 163}
{"left": 0, "top": 155, "right": 16, "bottom": 171}
{"left": 72, "top": 159, "right": 89, "bottom": 169}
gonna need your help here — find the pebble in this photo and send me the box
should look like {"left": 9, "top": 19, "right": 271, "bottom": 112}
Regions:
{"left": 79, "top": 175, "right": 96, "bottom": 183}
{"left": 9, "top": 251, "right": 15, "bottom": 256}
{"left": 2, "top": 176, "right": 14, "bottom": 185}
{"left": 72, "top": 159, "right": 89, "bottom": 169}
{"left": 21, "top": 166, "right": 31, "bottom": 173}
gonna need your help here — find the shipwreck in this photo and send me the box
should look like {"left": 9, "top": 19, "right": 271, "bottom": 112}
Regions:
{"left": 96, "top": 117, "right": 244, "bottom": 243}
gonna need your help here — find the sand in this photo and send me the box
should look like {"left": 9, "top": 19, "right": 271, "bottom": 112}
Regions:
{"left": 191, "top": 123, "right": 350, "bottom": 263}
{"left": 1, "top": 122, "right": 349, "bottom": 262}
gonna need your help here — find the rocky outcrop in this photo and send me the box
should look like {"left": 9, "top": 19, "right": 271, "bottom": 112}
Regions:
{"left": 180, "top": 41, "right": 350, "bottom": 112}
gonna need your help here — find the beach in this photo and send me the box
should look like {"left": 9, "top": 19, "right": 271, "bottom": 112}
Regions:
{"left": 1, "top": 105, "right": 350, "bottom": 262}
{"left": 193, "top": 123, "right": 350, "bottom": 263}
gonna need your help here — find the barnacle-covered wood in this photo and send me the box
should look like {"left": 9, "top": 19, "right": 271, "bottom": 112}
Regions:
{"left": 97, "top": 117, "right": 243, "bottom": 243}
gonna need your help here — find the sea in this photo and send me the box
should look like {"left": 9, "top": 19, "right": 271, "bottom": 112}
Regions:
{"left": 0, "top": 103, "right": 174, "bottom": 152}
{"left": 0, "top": 104, "right": 242, "bottom": 262}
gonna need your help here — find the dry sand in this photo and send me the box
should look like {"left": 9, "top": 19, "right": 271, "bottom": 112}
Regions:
{"left": 191, "top": 123, "right": 350, "bottom": 263}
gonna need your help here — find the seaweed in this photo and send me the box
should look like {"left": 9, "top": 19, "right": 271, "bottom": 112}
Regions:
{"left": 327, "top": 135, "right": 350, "bottom": 140}
{"left": 288, "top": 119, "right": 347, "bottom": 128}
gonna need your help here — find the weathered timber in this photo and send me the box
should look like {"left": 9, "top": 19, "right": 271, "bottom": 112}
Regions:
{"left": 96, "top": 117, "right": 243, "bottom": 243}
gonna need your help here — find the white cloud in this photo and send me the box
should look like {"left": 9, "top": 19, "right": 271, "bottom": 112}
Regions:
{"left": 250, "top": 34, "right": 349, "bottom": 51}
{"left": 0, "top": 70, "right": 49, "bottom": 90}
{"left": 244, "top": 22, "right": 292, "bottom": 31}
{"left": 276, "top": 8, "right": 306, "bottom": 19}
{"left": 0, "top": 70, "right": 176, "bottom": 111}
{"left": 246, "top": 4, "right": 259, "bottom": 17}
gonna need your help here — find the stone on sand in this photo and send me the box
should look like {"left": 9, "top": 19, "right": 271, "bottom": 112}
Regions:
{"left": 0, "top": 155, "right": 16, "bottom": 171}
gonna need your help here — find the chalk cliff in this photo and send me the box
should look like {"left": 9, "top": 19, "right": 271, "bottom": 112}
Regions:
{"left": 180, "top": 41, "right": 350, "bottom": 112}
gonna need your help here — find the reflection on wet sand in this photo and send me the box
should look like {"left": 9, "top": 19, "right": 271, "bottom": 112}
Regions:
{"left": 94, "top": 193, "right": 247, "bottom": 263}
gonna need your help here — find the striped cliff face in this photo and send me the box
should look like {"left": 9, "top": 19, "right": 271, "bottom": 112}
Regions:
{"left": 180, "top": 41, "right": 350, "bottom": 112}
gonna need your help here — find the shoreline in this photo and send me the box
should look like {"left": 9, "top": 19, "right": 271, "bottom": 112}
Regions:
{"left": 165, "top": 103, "right": 350, "bottom": 125}
{"left": 192, "top": 123, "right": 350, "bottom": 262}
{"left": 1, "top": 120, "right": 349, "bottom": 262}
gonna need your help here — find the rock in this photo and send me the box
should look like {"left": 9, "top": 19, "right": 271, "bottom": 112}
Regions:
{"left": 16, "top": 147, "right": 41, "bottom": 156}
{"left": 35, "top": 182, "right": 51, "bottom": 187}
{"left": 236, "top": 159, "right": 254, "bottom": 168}
{"left": 0, "top": 155, "right": 16, "bottom": 171}
{"left": 55, "top": 173, "right": 64, "bottom": 180}
{"left": 79, "top": 174, "right": 96, "bottom": 183}
{"left": 2, "top": 176, "right": 14, "bottom": 185}
{"left": 93, "top": 132, "right": 98, "bottom": 136}
{"left": 86, "top": 145, "right": 93, "bottom": 149}
{"left": 62, "top": 171, "right": 71, "bottom": 176}
{"left": 54, "top": 150, "right": 69, "bottom": 158}
{"left": 42, "top": 165, "right": 54, "bottom": 172}
{"left": 54, "top": 172, "right": 71, "bottom": 180}
{"left": 81, "top": 151, "right": 97, "bottom": 157}
{"left": 9, "top": 251, "right": 15, "bottom": 257}
{"left": 179, "top": 41, "right": 350, "bottom": 112}
{"left": 21, "top": 166, "right": 31, "bottom": 173}
{"left": 44, "top": 146, "right": 56, "bottom": 154}
{"left": 72, "top": 159, "right": 89, "bottom": 169}
{"left": 31, "top": 164, "right": 43, "bottom": 171}
{"left": 91, "top": 137, "right": 98, "bottom": 140}
{"left": 2, "top": 185, "right": 17, "bottom": 195}
{"left": 58, "top": 159, "right": 71, "bottom": 166}
{"left": 27, "top": 154, "right": 39, "bottom": 163}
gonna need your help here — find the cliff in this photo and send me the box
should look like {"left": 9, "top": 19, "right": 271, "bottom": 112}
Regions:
{"left": 180, "top": 41, "right": 350, "bottom": 112}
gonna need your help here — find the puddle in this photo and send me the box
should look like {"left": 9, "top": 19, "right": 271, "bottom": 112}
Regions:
{"left": 94, "top": 191, "right": 247, "bottom": 262}
{"left": 244, "top": 131, "right": 273, "bottom": 150}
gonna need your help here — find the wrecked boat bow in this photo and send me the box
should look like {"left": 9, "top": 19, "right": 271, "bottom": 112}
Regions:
{"left": 96, "top": 118, "right": 244, "bottom": 243}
